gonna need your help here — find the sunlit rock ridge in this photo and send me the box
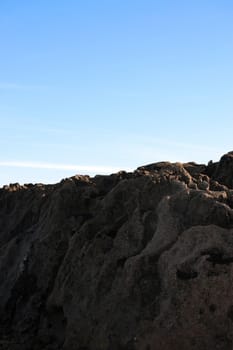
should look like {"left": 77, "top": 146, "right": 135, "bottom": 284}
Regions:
{"left": 1, "top": 152, "right": 233, "bottom": 350}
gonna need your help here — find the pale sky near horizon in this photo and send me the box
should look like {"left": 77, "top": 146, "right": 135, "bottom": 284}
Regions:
{"left": 0, "top": 0, "right": 233, "bottom": 186}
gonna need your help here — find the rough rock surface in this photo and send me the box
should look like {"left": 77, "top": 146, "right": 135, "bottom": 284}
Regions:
{"left": 1, "top": 153, "right": 233, "bottom": 349}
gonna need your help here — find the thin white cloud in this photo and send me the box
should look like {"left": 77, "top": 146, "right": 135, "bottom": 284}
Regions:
{"left": 0, "top": 83, "right": 22, "bottom": 89}
{"left": 0, "top": 83, "right": 44, "bottom": 90}
{"left": 0, "top": 161, "right": 124, "bottom": 174}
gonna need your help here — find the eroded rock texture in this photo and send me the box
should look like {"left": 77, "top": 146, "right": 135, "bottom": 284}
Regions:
{"left": 1, "top": 153, "right": 233, "bottom": 349}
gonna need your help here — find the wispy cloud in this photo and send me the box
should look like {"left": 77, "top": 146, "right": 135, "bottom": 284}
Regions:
{"left": 0, "top": 83, "right": 19, "bottom": 89}
{"left": 0, "top": 83, "right": 44, "bottom": 90}
{"left": 0, "top": 161, "right": 124, "bottom": 174}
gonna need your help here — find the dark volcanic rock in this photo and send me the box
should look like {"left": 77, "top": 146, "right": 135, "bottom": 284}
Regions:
{"left": 211, "top": 152, "right": 233, "bottom": 188}
{"left": 1, "top": 153, "right": 233, "bottom": 349}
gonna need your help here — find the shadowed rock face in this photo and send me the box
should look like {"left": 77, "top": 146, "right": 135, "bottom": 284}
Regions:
{"left": 1, "top": 153, "right": 233, "bottom": 349}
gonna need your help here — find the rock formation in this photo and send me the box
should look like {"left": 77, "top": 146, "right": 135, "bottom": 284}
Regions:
{"left": 1, "top": 152, "right": 233, "bottom": 349}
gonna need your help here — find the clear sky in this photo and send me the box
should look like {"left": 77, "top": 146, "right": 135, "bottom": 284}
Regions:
{"left": 0, "top": 0, "right": 233, "bottom": 186}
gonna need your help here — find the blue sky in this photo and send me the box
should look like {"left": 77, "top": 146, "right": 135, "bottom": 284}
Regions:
{"left": 0, "top": 0, "right": 233, "bottom": 185}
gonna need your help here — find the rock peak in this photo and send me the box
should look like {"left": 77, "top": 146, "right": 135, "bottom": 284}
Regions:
{"left": 1, "top": 152, "right": 233, "bottom": 349}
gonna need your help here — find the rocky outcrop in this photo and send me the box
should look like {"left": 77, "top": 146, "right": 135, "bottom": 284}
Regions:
{"left": 1, "top": 153, "right": 233, "bottom": 349}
